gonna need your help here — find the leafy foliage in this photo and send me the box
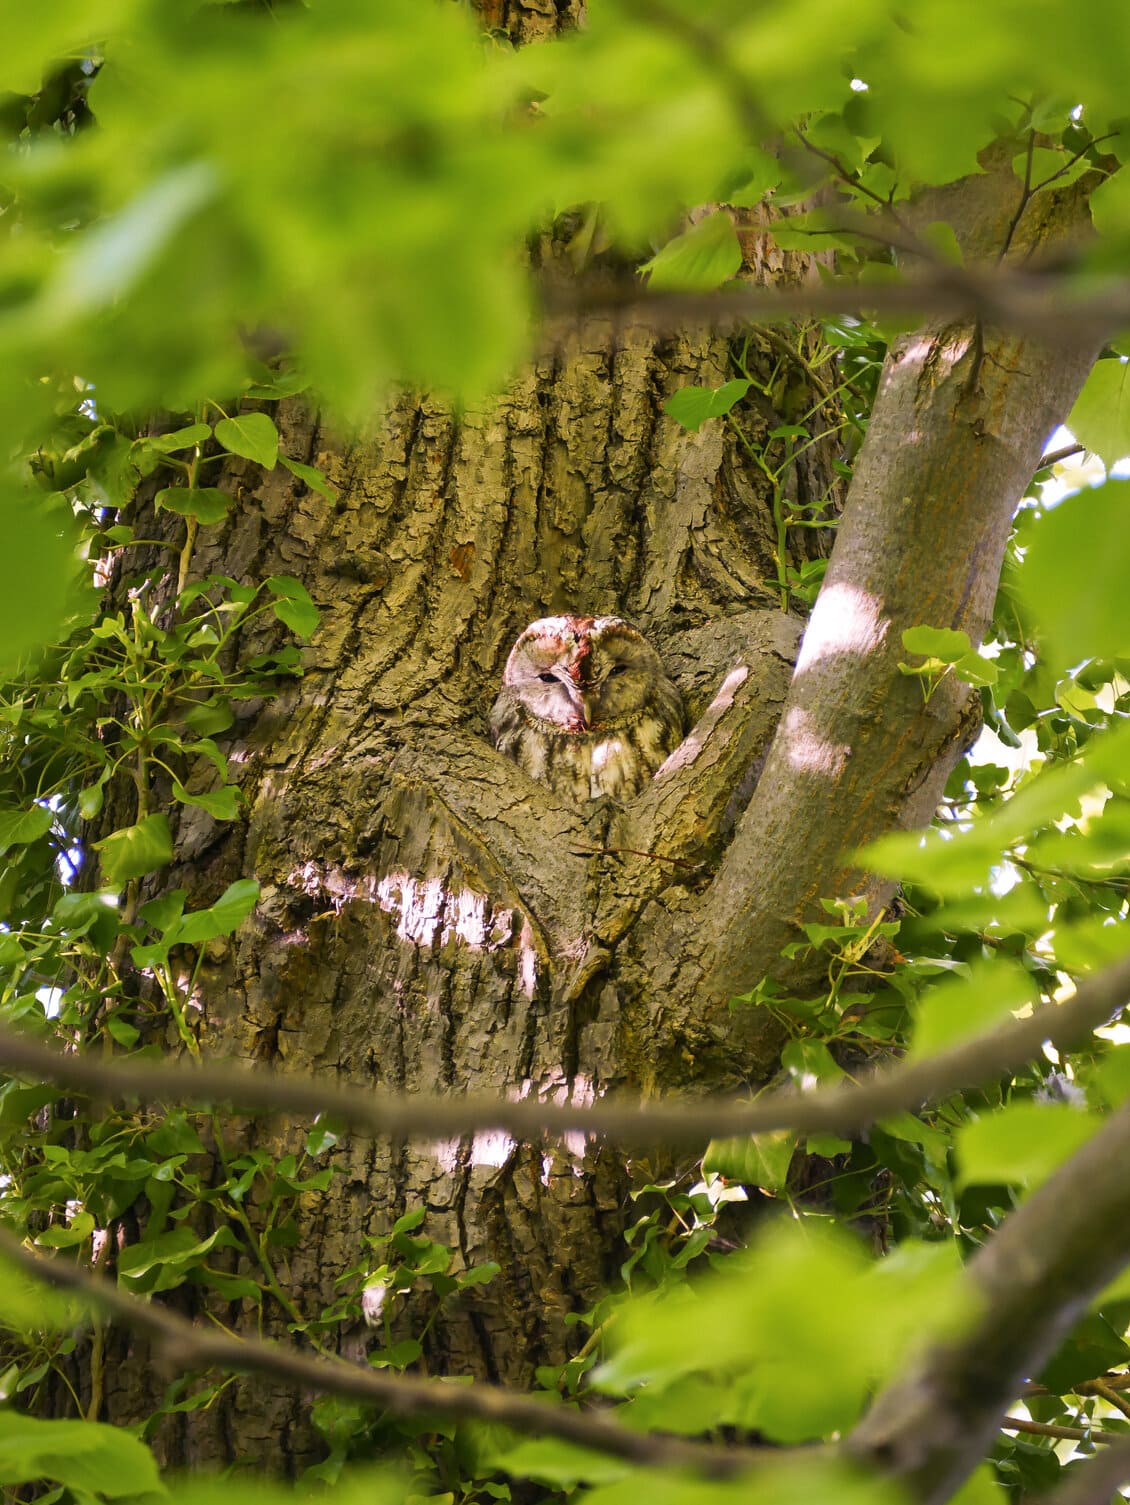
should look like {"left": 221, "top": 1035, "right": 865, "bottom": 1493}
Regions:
{"left": 1, "top": 2, "right": 1130, "bottom": 1504}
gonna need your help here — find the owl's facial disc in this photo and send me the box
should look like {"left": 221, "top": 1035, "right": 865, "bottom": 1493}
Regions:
{"left": 503, "top": 615, "right": 663, "bottom": 734}
{"left": 513, "top": 659, "right": 587, "bottom": 730}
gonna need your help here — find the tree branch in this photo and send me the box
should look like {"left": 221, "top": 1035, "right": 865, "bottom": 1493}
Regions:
{"left": 691, "top": 160, "right": 1105, "bottom": 1035}
{"left": 0, "top": 1226, "right": 763, "bottom": 1478}
{"left": 623, "top": 611, "right": 801, "bottom": 871}
{"left": 542, "top": 263, "right": 1127, "bottom": 344}
{"left": 849, "top": 1092, "right": 1130, "bottom": 1503}
{"left": 1, "top": 951, "right": 1127, "bottom": 1142}
{"left": 1038, "top": 1435, "right": 1130, "bottom": 1505}
{"left": 1001, "top": 1417, "right": 1120, "bottom": 1445}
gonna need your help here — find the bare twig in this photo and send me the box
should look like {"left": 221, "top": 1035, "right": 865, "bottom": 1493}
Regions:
{"left": 1001, "top": 1416, "right": 1119, "bottom": 1445}
{"left": 1026, "top": 1372, "right": 1130, "bottom": 1399}
{"left": 0, "top": 953, "right": 1128, "bottom": 1144}
{"left": 1038, "top": 442, "right": 1086, "bottom": 469}
{"left": 1092, "top": 1381, "right": 1130, "bottom": 1421}
{"left": 0, "top": 1225, "right": 763, "bottom": 1479}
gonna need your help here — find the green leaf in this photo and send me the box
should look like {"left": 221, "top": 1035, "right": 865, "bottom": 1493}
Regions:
{"left": 0, "top": 1259, "right": 81, "bottom": 1336}
{"left": 487, "top": 1438, "right": 628, "bottom": 1490}
{"left": 910, "top": 958, "right": 1039, "bottom": 1060}
{"left": 0, "top": 804, "right": 53, "bottom": 854}
{"left": 94, "top": 815, "right": 174, "bottom": 886}
{"left": 1016, "top": 146, "right": 1093, "bottom": 193}
{"left": 859, "top": 720, "right": 1130, "bottom": 894}
{"left": 47, "top": 161, "right": 216, "bottom": 318}
{"left": 214, "top": 413, "right": 279, "bottom": 470}
{"left": 183, "top": 699, "right": 235, "bottom": 736}
{"left": 456, "top": 1260, "right": 501, "bottom": 1289}
{"left": 902, "top": 626, "right": 973, "bottom": 663}
{"left": 921, "top": 221, "right": 963, "bottom": 266}
{"left": 173, "top": 879, "right": 260, "bottom": 945}
{"left": 279, "top": 454, "right": 338, "bottom": 500}
{"left": 106, "top": 1017, "right": 141, "bottom": 1047}
{"left": 170, "top": 780, "right": 242, "bottom": 820}
{"left": 77, "top": 775, "right": 109, "bottom": 820}
{"left": 642, "top": 211, "right": 742, "bottom": 292}
{"left": 118, "top": 1226, "right": 239, "bottom": 1294}
{"left": 194, "top": 1270, "right": 264, "bottom": 1302}
{"left": 155, "top": 487, "right": 233, "bottom": 524}
{"left": 595, "top": 1220, "right": 969, "bottom": 1444}
{"left": 147, "top": 1112, "right": 206, "bottom": 1157}
{"left": 305, "top": 1122, "right": 340, "bottom": 1156}
{"left": 957, "top": 1101, "right": 1101, "bottom": 1189}
{"left": 266, "top": 575, "right": 319, "bottom": 637}
{"left": 147, "top": 423, "right": 213, "bottom": 454}
{"left": 1038, "top": 1312, "right": 1130, "bottom": 1392}
{"left": 372, "top": 1338, "right": 423, "bottom": 1370}
{"left": 391, "top": 1207, "right": 426, "bottom": 1235}
{"left": 1066, "top": 358, "right": 1130, "bottom": 466}
{"left": 139, "top": 891, "right": 187, "bottom": 935}
{"left": 662, "top": 379, "right": 751, "bottom": 433}
{"left": 704, "top": 1130, "right": 796, "bottom": 1192}
{"left": 583, "top": 1457, "right": 906, "bottom": 1505}
{"left": 0, "top": 489, "right": 79, "bottom": 674}
{"left": 952, "top": 653, "right": 998, "bottom": 688}
{"left": 243, "top": 367, "right": 311, "bottom": 400}
{"left": 1020, "top": 479, "right": 1130, "bottom": 672}
{"left": 0, "top": 1411, "right": 163, "bottom": 1497}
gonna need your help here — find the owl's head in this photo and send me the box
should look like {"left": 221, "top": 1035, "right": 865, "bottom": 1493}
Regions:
{"left": 502, "top": 615, "right": 666, "bottom": 734}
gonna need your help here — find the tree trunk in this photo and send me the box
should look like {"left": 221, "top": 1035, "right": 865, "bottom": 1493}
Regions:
{"left": 89, "top": 290, "right": 836, "bottom": 1468}
{"left": 65, "top": 153, "right": 1103, "bottom": 1475}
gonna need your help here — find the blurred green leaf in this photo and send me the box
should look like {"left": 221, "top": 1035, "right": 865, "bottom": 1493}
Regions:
{"left": 0, "top": 490, "right": 79, "bottom": 674}
{"left": 46, "top": 162, "right": 217, "bottom": 323}
{"left": 1066, "top": 359, "right": 1130, "bottom": 467}
{"left": 643, "top": 212, "right": 741, "bottom": 292}
{"left": 595, "top": 1219, "right": 970, "bottom": 1444}
{"left": 957, "top": 1101, "right": 1101, "bottom": 1189}
{"left": 582, "top": 1452, "right": 907, "bottom": 1505}
{"left": 1020, "top": 479, "right": 1130, "bottom": 672}
{"left": 0, "top": 1411, "right": 163, "bottom": 1497}
{"left": 910, "top": 958, "right": 1039, "bottom": 1060}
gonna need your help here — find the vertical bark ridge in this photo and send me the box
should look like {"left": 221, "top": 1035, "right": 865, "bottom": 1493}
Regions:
{"left": 89, "top": 278, "right": 834, "bottom": 1466}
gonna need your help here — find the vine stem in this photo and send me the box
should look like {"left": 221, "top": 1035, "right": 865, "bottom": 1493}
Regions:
{"left": 84, "top": 1229, "right": 112, "bottom": 1422}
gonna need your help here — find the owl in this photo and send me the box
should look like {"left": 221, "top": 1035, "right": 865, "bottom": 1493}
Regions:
{"left": 490, "top": 615, "right": 685, "bottom": 801}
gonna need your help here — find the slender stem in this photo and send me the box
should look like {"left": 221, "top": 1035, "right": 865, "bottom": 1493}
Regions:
{"left": 1001, "top": 1415, "right": 1118, "bottom": 1445}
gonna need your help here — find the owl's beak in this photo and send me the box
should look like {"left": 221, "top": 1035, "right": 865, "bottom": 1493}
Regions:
{"left": 564, "top": 683, "right": 594, "bottom": 730}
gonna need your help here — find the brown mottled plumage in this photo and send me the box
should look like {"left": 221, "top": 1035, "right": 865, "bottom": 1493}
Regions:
{"left": 490, "top": 615, "right": 685, "bottom": 801}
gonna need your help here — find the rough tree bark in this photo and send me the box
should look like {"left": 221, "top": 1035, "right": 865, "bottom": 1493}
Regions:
{"left": 93, "top": 278, "right": 834, "bottom": 1467}
{"left": 77, "top": 134, "right": 1103, "bottom": 1488}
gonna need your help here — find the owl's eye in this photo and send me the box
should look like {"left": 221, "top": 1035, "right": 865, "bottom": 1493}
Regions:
{"left": 606, "top": 663, "right": 628, "bottom": 677}
{"left": 537, "top": 672, "right": 557, "bottom": 683}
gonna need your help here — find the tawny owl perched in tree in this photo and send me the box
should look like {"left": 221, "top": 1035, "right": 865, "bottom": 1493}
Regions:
{"left": 490, "top": 615, "right": 685, "bottom": 801}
